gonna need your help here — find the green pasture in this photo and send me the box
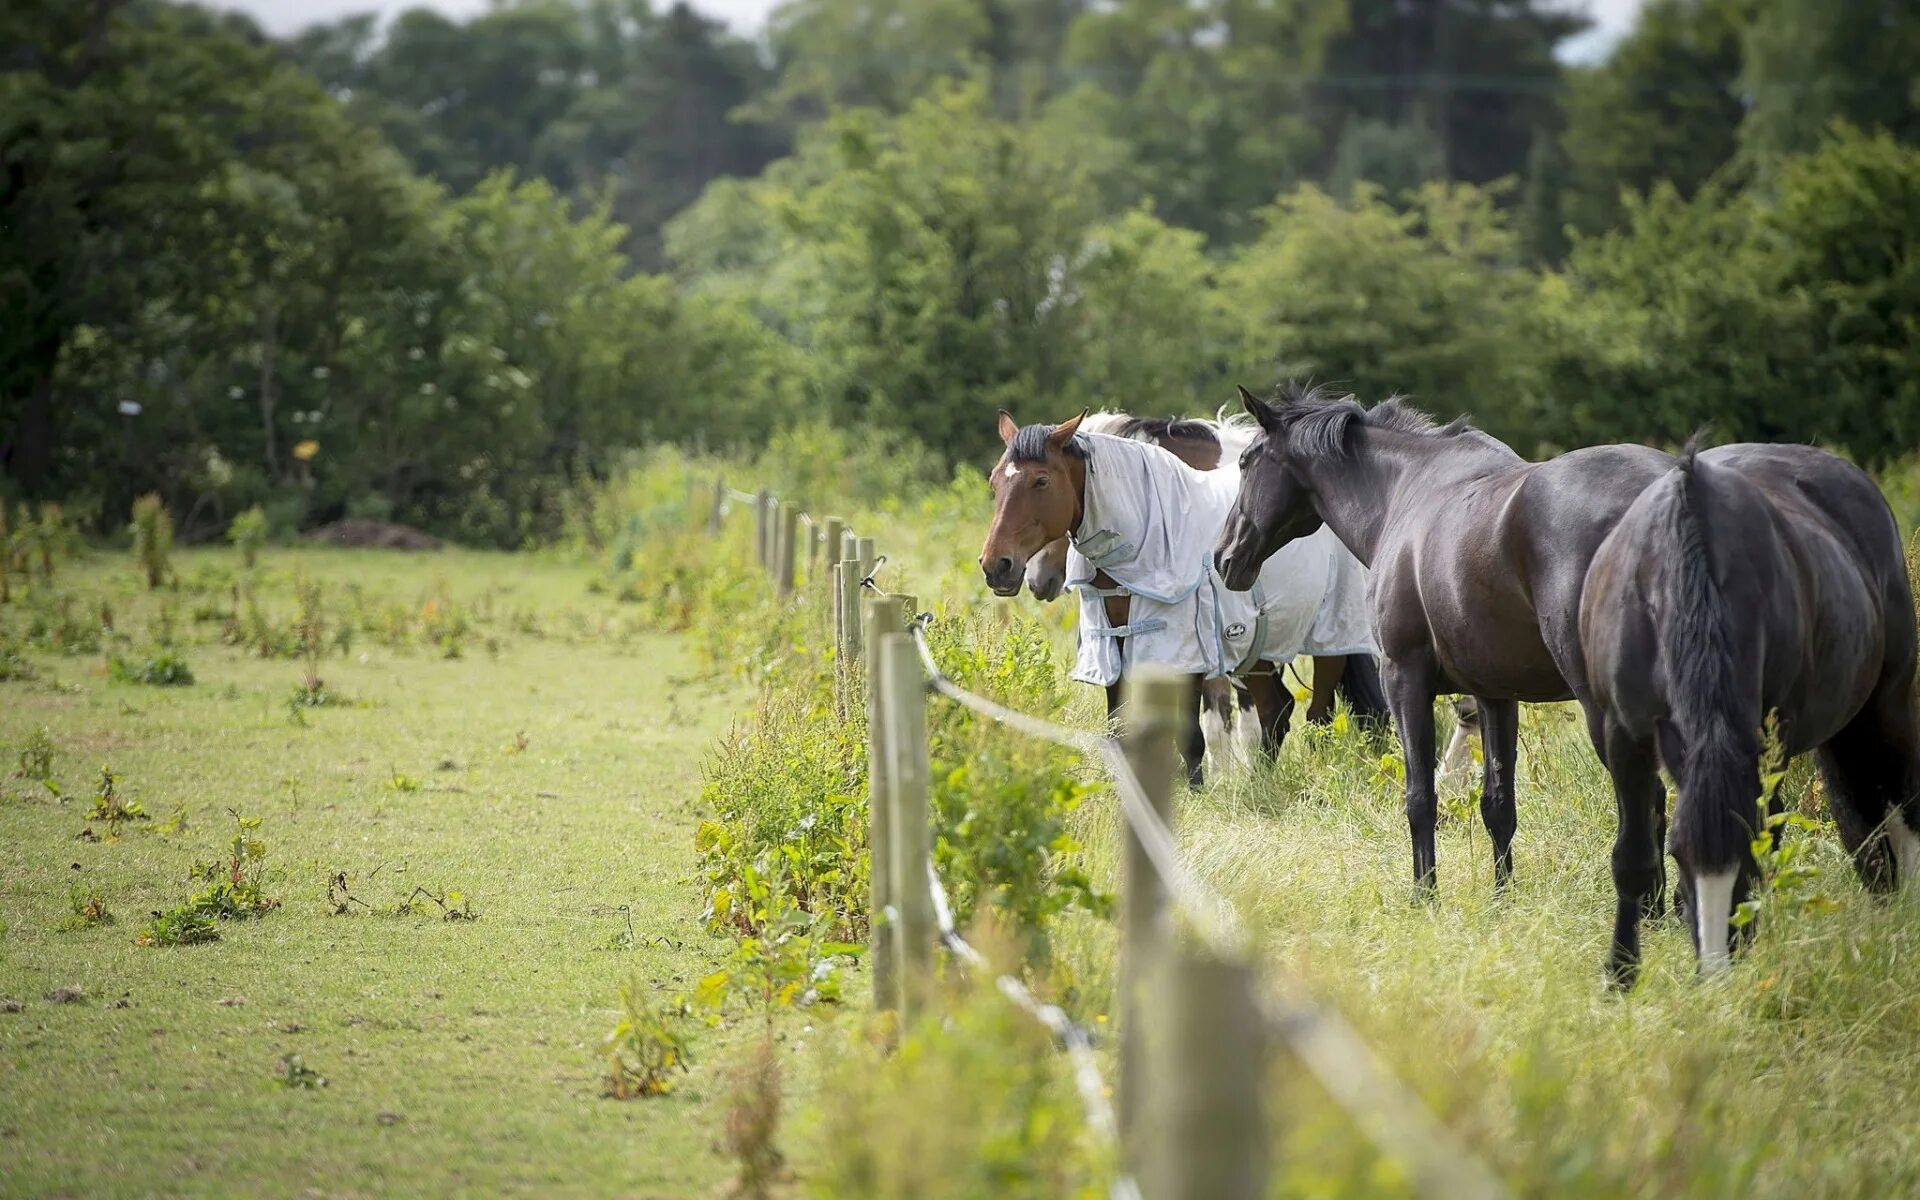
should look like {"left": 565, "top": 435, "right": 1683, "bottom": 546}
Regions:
{"left": 0, "top": 548, "right": 810, "bottom": 1199}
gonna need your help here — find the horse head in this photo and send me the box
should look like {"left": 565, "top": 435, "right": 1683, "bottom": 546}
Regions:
{"left": 1213, "top": 384, "right": 1327, "bottom": 591}
{"left": 980, "top": 409, "right": 1087, "bottom": 596}
{"left": 1024, "top": 537, "right": 1070, "bottom": 601}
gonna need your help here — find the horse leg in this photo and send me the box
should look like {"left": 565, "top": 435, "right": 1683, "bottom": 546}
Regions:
{"left": 1594, "top": 721, "right": 1665, "bottom": 991}
{"left": 1242, "top": 668, "right": 1296, "bottom": 760}
{"left": 1815, "top": 681, "right": 1920, "bottom": 893}
{"left": 1335, "top": 654, "right": 1393, "bottom": 729}
{"left": 1199, "top": 676, "right": 1238, "bottom": 774}
{"left": 1474, "top": 696, "right": 1520, "bottom": 891}
{"left": 1181, "top": 675, "right": 1207, "bottom": 788}
{"left": 1383, "top": 658, "right": 1440, "bottom": 897}
{"left": 1233, "top": 679, "right": 1262, "bottom": 764}
{"left": 1306, "top": 655, "right": 1343, "bottom": 724}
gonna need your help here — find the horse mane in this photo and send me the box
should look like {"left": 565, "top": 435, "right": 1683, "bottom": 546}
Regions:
{"left": 1008, "top": 422, "right": 1091, "bottom": 463}
{"left": 1266, "top": 381, "right": 1474, "bottom": 458}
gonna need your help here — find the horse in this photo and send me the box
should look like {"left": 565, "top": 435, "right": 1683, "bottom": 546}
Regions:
{"left": 1581, "top": 441, "right": 1920, "bottom": 983}
{"left": 1212, "top": 382, "right": 1677, "bottom": 904}
{"left": 1021, "top": 411, "right": 1379, "bottom": 773}
{"left": 980, "top": 410, "right": 1386, "bottom": 787}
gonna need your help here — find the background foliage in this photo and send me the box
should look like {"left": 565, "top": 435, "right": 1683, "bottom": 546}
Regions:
{"left": 6, "top": 0, "right": 1920, "bottom": 542}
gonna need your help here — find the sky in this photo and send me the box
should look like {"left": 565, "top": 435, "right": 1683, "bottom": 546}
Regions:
{"left": 220, "top": 0, "right": 1647, "bottom": 60}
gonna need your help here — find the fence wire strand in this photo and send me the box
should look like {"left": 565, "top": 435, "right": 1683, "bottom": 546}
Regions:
{"left": 924, "top": 863, "right": 1143, "bottom": 1200}
{"left": 906, "top": 619, "right": 1510, "bottom": 1200}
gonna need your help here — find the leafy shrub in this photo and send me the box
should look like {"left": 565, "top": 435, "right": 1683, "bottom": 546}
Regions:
{"left": 86, "top": 764, "right": 147, "bottom": 836}
{"left": 697, "top": 685, "right": 868, "bottom": 942}
{"left": 227, "top": 505, "right": 268, "bottom": 568}
{"left": 130, "top": 493, "right": 173, "bottom": 590}
{"left": 604, "top": 978, "right": 696, "bottom": 1098}
{"left": 922, "top": 610, "right": 1113, "bottom": 961}
{"left": 814, "top": 978, "right": 1111, "bottom": 1198}
{"left": 136, "top": 906, "right": 218, "bottom": 946}
{"left": 108, "top": 649, "right": 195, "bottom": 686}
{"left": 16, "top": 726, "right": 55, "bottom": 783}
{"left": 138, "top": 813, "right": 280, "bottom": 945}
{"left": 56, "top": 884, "right": 113, "bottom": 930}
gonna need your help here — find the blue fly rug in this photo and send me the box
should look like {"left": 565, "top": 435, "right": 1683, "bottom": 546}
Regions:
{"left": 1066, "top": 432, "right": 1376, "bottom": 687}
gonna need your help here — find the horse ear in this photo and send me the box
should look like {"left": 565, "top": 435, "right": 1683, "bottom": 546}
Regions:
{"left": 997, "top": 410, "right": 1019, "bottom": 446}
{"left": 1237, "top": 384, "right": 1280, "bottom": 432}
{"left": 1047, "top": 410, "right": 1088, "bottom": 449}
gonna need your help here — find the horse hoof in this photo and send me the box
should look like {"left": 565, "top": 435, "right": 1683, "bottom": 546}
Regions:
{"left": 1604, "top": 954, "right": 1641, "bottom": 993}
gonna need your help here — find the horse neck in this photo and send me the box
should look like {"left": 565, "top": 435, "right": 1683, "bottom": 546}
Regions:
{"left": 1079, "top": 436, "right": 1201, "bottom": 543}
{"left": 1307, "top": 429, "right": 1512, "bottom": 565}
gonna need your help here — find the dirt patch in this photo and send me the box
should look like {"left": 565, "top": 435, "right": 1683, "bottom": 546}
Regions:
{"left": 301, "top": 520, "right": 443, "bottom": 551}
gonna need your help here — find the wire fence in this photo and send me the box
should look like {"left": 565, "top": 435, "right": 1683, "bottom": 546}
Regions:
{"left": 708, "top": 474, "right": 1509, "bottom": 1200}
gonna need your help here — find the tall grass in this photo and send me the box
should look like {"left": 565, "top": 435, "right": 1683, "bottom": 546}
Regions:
{"left": 587, "top": 428, "right": 1920, "bottom": 1199}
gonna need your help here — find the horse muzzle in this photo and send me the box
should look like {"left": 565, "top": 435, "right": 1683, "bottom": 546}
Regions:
{"left": 981, "top": 555, "right": 1024, "bottom": 596}
{"left": 1213, "top": 548, "right": 1258, "bottom": 592}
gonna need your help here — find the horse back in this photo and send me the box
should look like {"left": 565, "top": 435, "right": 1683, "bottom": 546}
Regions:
{"left": 1376, "top": 445, "right": 1669, "bottom": 700}
{"left": 1587, "top": 445, "right": 1908, "bottom": 753}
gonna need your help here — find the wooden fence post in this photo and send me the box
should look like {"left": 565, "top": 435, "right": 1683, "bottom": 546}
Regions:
{"left": 1117, "top": 668, "right": 1184, "bottom": 1149}
{"left": 822, "top": 518, "right": 845, "bottom": 596}
{"left": 855, "top": 535, "right": 876, "bottom": 579}
{"left": 836, "top": 557, "right": 864, "bottom": 662}
{"left": 878, "top": 630, "right": 932, "bottom": 1023}
{"left": 708, "top": 477, "right": 725, "bottom": 536}
{"left": 776, "top": 503, "right": 799, "bottom": 599}
{"left": 754, "top": 488, "right": 772, "bottom": 570}
{"left": 1143, "top": 949, "right": 1269, "bottom": 1200}
{"left": 864, "top": 595, "right": 907, "bottom": 1019}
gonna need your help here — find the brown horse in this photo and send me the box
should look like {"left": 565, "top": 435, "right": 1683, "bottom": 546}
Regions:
{"left": 981, "top": 411, "right": 1385, "bottom": 785}
{"left": 1020, "top": 412, "right": 1364, "bottom": 767}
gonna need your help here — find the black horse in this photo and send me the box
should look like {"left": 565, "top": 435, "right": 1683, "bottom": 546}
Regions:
{"left": 1213, "top": 383, "right": 1673, "bottom": 900}
{"left": 1582, "top": 441, "right": 1920, "bottom": 984}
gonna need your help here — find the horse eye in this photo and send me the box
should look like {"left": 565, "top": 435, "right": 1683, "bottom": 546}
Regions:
{"left": 1034, "top": 475, "right": 1049, "bottom": 489}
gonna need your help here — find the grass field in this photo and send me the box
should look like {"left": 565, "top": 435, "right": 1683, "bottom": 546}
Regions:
{"left": 0, "top": 548, "right": 811, "bottom": 1199}
{"left": 7, "top": 524, "right": 1920, "bottom": 1199}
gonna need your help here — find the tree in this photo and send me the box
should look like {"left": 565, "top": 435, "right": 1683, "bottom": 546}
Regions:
{"left": 284, "top": 0, "right": 786, "bottom": 267}
{"left": 1739, "top": 0, "right": 1920, "bottom": 163}
{"left": 1216, "top": 181, "right": 1541, "bottom": 442}
{"left": 1558, "top": 0, "right": 1746, "bottom": 238}
{"left": 1312, "top": 0, "right": 1586, "bottom": 189}
{"left": 1058, "top": 0, "right": 1345, "bottom": 242}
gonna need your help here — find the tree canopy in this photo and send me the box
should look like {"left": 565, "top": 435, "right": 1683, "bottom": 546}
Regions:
{"left": 5, "top": 0, "right": 1920, "bottom": 543}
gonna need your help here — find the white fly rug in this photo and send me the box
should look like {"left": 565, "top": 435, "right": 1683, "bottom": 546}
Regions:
{"left": 1066, "top": 432, "right": 1376, "bottom": 687}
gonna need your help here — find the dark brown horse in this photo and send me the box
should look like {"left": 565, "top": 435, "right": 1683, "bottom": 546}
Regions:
{"left": 1213, "top": 383, "right": 1675, "bottom": 902}
{"left": 1582, "top": 442, "right": 1920, "bottom": 983}
{"left": 980, "top": 411, "right": 1386, "bottom": 786}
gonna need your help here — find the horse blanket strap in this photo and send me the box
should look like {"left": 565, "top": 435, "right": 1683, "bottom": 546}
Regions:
{"left": 1074, "top": 582, "right": 1131, "bottom": 599}
{"left": 1086, "top": 618, "right": 1167, "bottom": 639}
{"left": 1228, "top": 574, "right": 1270, "bottom": 676}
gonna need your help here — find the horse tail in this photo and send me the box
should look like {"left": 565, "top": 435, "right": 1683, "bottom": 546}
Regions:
{"left": 1651, "top": 446, "right": 1762, "bottom": 968}
{"left": 1336, "top": 654, "right": 1391, "bottom": 726}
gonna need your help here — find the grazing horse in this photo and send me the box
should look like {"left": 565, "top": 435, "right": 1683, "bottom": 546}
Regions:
{"left": 1582, "top": 442, "right": 1920, "bottom": 983}
{"left": 1021, "top": 411, "right": 1383, "bottom": 771}
{"left": 980, "top": 411, "right": 1385, "bottom": 785}
{"left": 1213, "top": 383, "right": 1675, "bottom": 900}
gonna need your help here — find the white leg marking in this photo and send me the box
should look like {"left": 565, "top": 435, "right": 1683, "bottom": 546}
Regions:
{"left": 1694, "top": 868, "right": 1738, "bottom": 977}
{"left": 1235, "top": 701, "right": 1261, "bottom": 765}
{"left": 1891, "top": 813, "right": 1920, "bottom": 889}
{"left": 1437, "top": 724, "right": 1473, "bottom": 792}
{"left": 1201, "top": 709, "right": 1230, "bottom": 776}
